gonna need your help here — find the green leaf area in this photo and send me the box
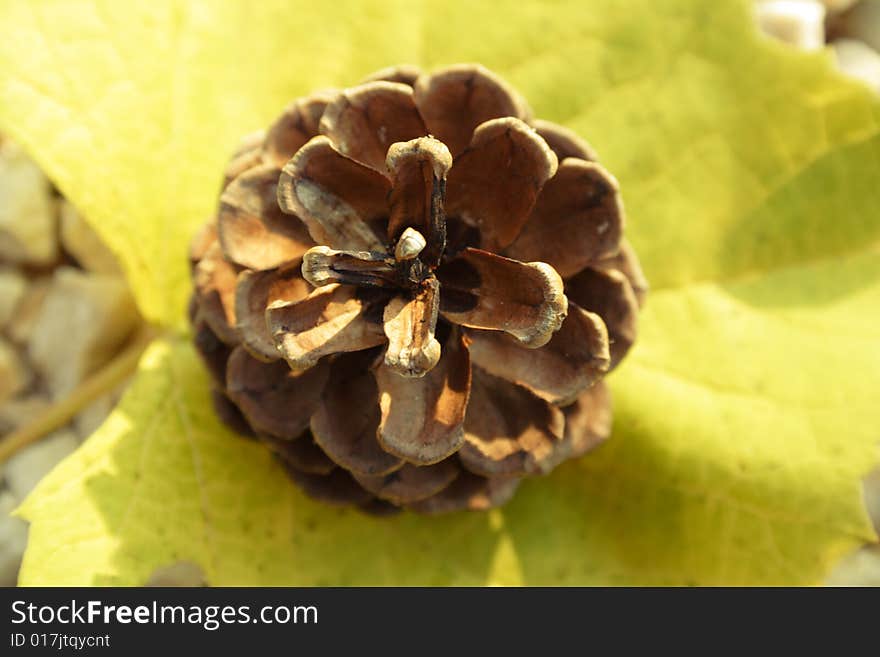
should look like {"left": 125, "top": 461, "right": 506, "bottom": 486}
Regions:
{"left": 1, "top": 0, "right": 878, "bottom": 585}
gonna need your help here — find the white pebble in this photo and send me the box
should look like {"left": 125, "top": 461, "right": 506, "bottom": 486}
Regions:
{"left": 59, "top": 200, "right": 122, "bottom": 275}
{"left": 6, "top": 276, "right": 51, "bottom": 346}
{"left": 820, "top": 0, "right": 860, "bottom": 14}
{"left": 756, "top": 1, "right": 827, "bottom": 50}
{"left": 0, "top": 268, "right": 27, "bottom": 330}
{"left": 826, "top": 545, "right": 880, "bottom": 586}
{"left": 28, "top": 267, "right": 138, "bottom": 398}
{"left": 0, "top": 339, "right": 29, "bottom": 405}
{"left": 0, "top": 490, "right": 28, "bottom": 587}
{"left": 3, "top": 430, "right": 80, "bottom": 502}
{"left": 833, "top": 38, "right": 880, "bottom": 92}
{"left": 832, "top": 0, "right": 880, "bottom": 53}
{"left": 0, "top": 140, "right": 58, "bottom": 265}
{"left": 0, "top": 394, "right": 51, "bottom": 435}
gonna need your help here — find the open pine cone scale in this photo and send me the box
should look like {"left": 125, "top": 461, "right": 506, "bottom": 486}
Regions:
{"left": 189, "top": 64, "right": 646, "bottom": 515}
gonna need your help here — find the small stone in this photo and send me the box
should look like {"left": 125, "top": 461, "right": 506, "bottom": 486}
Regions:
{"left": 826, "top": 466, "right": 880, "bottom": 585}
{"left": 145, "top": 562, "right": 207, "bottom": 587}
{"left": 0, "top": 490, "right": 28, "bottom": 587}
{"left": 831, "top": 0, "right": 880, "bottom": 53}
{"left": 0, "top": 394, "right": 51, "bottom": 435}
{"left": 28, "top": 267, "right": 139, "bottom": 398}
{"left": 755, "top": 1, "right": 826, "bottom": 50}
{"left": 3, "top": 429, "right": 79, "bottom": 501}
{"left": 821, "top": 0, "right": 860, "bottom": 14}
{"left": 826, "top": 545, "right": 880, "bottom": 586}
{"left": 832, "top": 38, "right": 880, "bottom": 92}
{"left": 0, "top": 339, "right": 30, "bottom": 405}
{"left": 0, "top": 268, "right": 27, "bottom": 330}
{"left": 7, "top": 275, "right": 51, "bottom": 346}
{"left": 59, "top": 200, "right": 122, "bottom": 275}
{"left": 0, "top": 140, "right": 58, "bottom": 266}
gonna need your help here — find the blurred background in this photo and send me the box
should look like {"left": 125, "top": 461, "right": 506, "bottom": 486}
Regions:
{"left": 0, "top": 0, "right": 878, "bottom": 586}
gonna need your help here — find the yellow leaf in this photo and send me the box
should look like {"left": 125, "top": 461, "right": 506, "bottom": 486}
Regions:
{"left": 3, "top": 0, "right": 879, "bottom": 585}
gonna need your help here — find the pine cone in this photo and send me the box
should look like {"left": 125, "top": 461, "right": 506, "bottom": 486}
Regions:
{"left": 189, "top": 64, "right": 646, "bottom": 515}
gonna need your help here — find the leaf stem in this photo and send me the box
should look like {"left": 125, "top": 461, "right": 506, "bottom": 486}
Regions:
{"left": 0, "top": 326, "right": 158, "bottom": 464}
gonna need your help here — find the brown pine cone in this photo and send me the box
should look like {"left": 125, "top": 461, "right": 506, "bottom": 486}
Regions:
{"left": 189, "top": 64, "right": 646, "bottom": 516}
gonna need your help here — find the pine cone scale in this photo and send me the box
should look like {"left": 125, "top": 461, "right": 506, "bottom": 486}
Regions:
{"left": 435, "top": 248, "right": 567, "bottom": 348}
{"left": 225, "top": 346, "right": 329, "bottom": 440}
{"left": 560, "top": 381, "right": 613, "bottom": 461}
{"left": 193, "top": 242, "right": 241, "bottom": 345}
{"left": 310, "top": 352, "right": 404, "bottom": 477}
{"left": 407, "top": 471, "right": 521, "bottom": 515}
{"left": 381, "top": 277, "right": 441, "bottom": 378}
{"left": 263, "top": 431, "right": 336, "bottom": 476}
{"left": 531, "top": 118, "right": 599, "bottom": 163}
{"left": 565, "top": 266, "right": 639, "bottom": 369}
{"left": 319, "top": 81, "right": 428, "bottom": 174}
{"left": 465, "top": 301, "right": 610, "bottom": 405}
{"left": 354, "top": 461, "right": 460, "bottom": 505}
{"left": 411, "top": 64, "right": 531, "bottom": 157}
{"left": 445, "top": 117, "right": 558, "bottom": 253}
{"left": 385, "top": 137, "right": 451, "bottom": 266}
{"left": 459, "top": 367, "right": 566, "bottom": 478}
{"left": 375, "top": 330, "right": 470, "bottom": 465}
{"left": 285, "top": 467, "right": 374, "bottom": 508}
{"left": 503, "top": 159, "right": 625, "bottom": 279}
{"left": 218, "top": 163, "right": 314, "bottom": 271}
{"left": 234, "top": 265, "right": 310, "bottom": 362}
{"left": 267, "top": 283, "right": 387, "bottom": 373}
{"left": 278, "top": 135, "right": 390, "bottom": 251}
{"left": 223, "top": 130, "right": 265, "bottom": 187}
{"left": 596, "top": 238, "right": 648, "bottom": 307}
{"left": 262, "top": 93, "right": 333, "bottom": 170}
{"left": 193, "top": 321, "right": 230, "bottom": 387}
